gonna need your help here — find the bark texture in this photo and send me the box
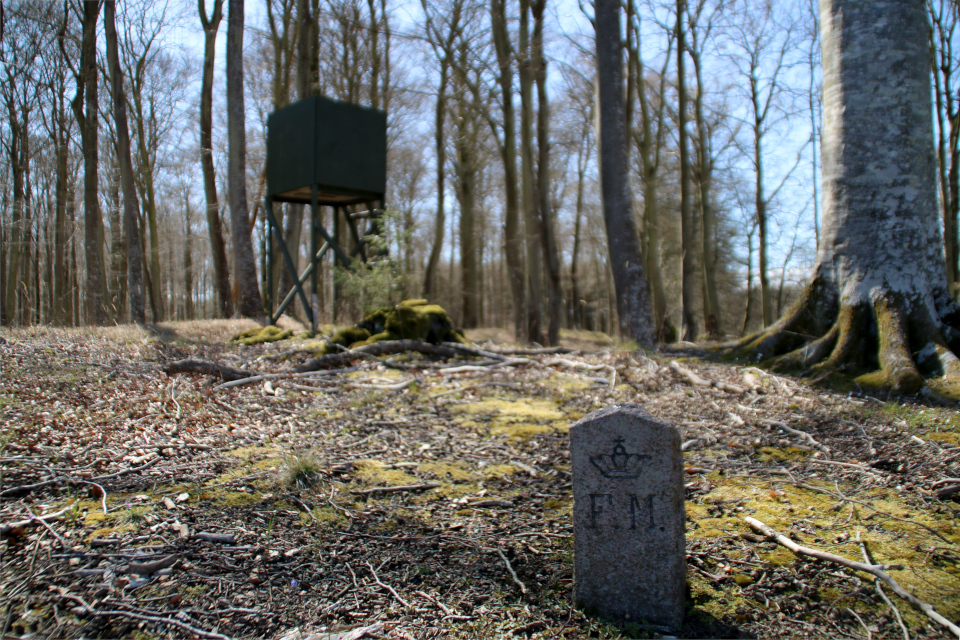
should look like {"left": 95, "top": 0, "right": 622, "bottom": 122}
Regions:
{"left": 740, "top": 0, "right": 960, "bottom": 392}
{"left": 199, "top": 0, "right": 233, "bottom": 318}
{"left": 104, "top": 0, "right": 145, "bottom": 324}
{"left": 226, "top": 0, "right": 264, "bottom": 318}
{"left": 594, "top": 0, "right": 655, "bottom": 347}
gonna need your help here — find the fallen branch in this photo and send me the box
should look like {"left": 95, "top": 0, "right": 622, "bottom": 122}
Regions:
{"left": 366, "top": 562, "right": 410, "bottom": 609}
{"left": 487, "top": 346, "right": 573, "bottom": 356}
{"left": 163, "top": 359, "right": 255, "bottom": 382}
{"left": 762, "top": 419, "right": 830, "bottom": 453}
{"left": 497, "top": 548, "right": 528, "bottom": 595}
{"left": 345, "top": 378, "right": 416, "bottom": 391}
{"left": 415, "top": 590, "right": 453, "bottom": 616}
{"left": 0, "top": 502, "right": 76, "bottom": 536}
{"left": 213, "top": 366, "right": 359, "bottom": 391}
{"left": 59, "top": 591, "right": 232, "bottom": 640}
{"left": 744, "top": 516, "right": 960, "bottom": 638}
{"left": 0, "top": 479, "right": 58, "bottom": 498}
{"left": 295, "top": 340, "right": 466, "bottom": 372}
{"left": 668, "top": 361, "right": 746, "bottom": 394}
{"left": 857, "top": 532, "right": 911, "bottom": 640}
{"left": 351, "top": 482, "right": 441, "bottom": 496}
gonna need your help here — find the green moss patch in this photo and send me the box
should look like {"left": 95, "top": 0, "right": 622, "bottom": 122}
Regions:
{"left": 322, "top": 299, "right": 466, "bottom": 354}
{"left": 755, "top": 446, "right": 812, "bottom": 463}
{"left": 450, "top": 397, "right": 569, "bottom": 439}
{"left": 231, "top": 326, "right": 293, "bottom": 345}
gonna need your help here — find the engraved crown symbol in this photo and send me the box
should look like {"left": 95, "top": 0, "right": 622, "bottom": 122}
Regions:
{"left": 590, "top": 438, "right": 649, "bottom": 479}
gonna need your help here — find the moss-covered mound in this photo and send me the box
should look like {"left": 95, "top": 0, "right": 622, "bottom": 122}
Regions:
{"left": 231, "top": 325, "right": 293, "bottom": 345}
{"left": 322, "top": 299, "right": 465, "bottom": 354}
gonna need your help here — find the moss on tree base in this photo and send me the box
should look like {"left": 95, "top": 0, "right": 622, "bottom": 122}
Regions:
{"left": 731, "top": 271, "right": 960, "bottom": 396}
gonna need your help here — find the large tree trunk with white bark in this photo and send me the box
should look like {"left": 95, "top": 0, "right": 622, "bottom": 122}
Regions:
{"left": 740, "top": 0, "right": 960, "bottom": 393}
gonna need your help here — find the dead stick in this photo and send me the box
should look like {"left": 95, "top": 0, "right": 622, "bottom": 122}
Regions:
{"left": 163, "top": 358, "right": 255, "bottom": 382}
{"left": 58, "top": 590, "right": 231, "bottom": 639}
{"left": 351, "top": 482, "right": 441, "bottom": 496}
{"left": 857, "top": 532, "right": 910, "bottom": 640}
{"left": 415, "top": 590, "right": 453, "bottom": 616}
{"left": 497, "top": 548, "right": 528, "bottom": 595}
{"left": 668, "top": 360, "right": 746, "bottom": 394}
{"left": 762, "top": 419, "right": 830, "bottom": 453}
{"left": 745, "top": 516, "right": 959, "bottom": 638}
{"left": 366, "top": 562, "right": 410, "bottom": 608}
{"left": 0, "top": 501, "right": 76, "bottom": 536}
{"left": 795, "top": 482, "right": 950, "bottom": 543}
{"left": 90, "top": 457, "right": 161, "bottom": 483}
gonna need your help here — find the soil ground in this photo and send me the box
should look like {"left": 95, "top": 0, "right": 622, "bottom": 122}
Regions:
{"left": 0, "top": 320, "right": 959, "bottom": 639}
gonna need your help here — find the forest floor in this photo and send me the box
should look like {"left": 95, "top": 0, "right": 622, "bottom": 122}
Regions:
{"left": 0, "top": 319, "right": 959, "bottom": 639}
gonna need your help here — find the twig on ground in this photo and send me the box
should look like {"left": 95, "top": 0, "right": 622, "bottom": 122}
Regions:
{"left": 213, "top": 367, "right": 359, "bottom": 390}
{"left": 415, "top": 590, "right": 453, "bottom": 616}
{"left": 858, "top": 531, "right": 910, "bottom": 640}
{"left": 75, "top": 480, "right": 108, "bottom": 514}
{"left": 351, "top": 482, "right": 441, "bottom": 496}
{"left": 58, "top": 590, "right": 232, "bottom": 640}
{"left": 497, "top": 548, "right": 528, "bottom": 595}
{"left": 23, "top": 505, "right": 69, "bottom": 550}
{"left": 668, "top": 360, "right": 746, "bottom": 394}
{"left": 795, "top": 482, "right": 951, "bottom": 543}
{"left": 366, "top": 562, "right": 410, "bottom": 609}
{"left": 163, "top": 358, "right": 255, "bottom": 382}
{"left": 0, "top": 502, "right": 77, "bottom": 536}
{"left": 762, "top": 419, "right": 830, "bottom": 453}
{"left": 745, "top": 516, "right": 960, "bottom": 638}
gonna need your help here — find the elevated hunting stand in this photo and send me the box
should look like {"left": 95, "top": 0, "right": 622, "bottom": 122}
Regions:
{"left": 264, "top": 95, "right": 387, "bottom": 331}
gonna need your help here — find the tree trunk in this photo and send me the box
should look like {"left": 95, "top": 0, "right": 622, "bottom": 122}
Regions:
{"left": 53, "top": 102, "right": 69, "bottom": 325}
{"left": 3, "top": 76, "right": 24, "bottom": 325}
{"left": 456, "top": 109, "right": 479, "bottom": 328}
{"left": 81, "top": 0, "right": 108, "bottom": 325}
{"left": 104, "top": 0, "right": 146, "bottom": 324}
{"left": 184, "top": 200, "right": 195, "bottom": 319}
{"left": 742, "top": 0, "right": 960, "bottom": 393}
{"left": 200, "top": 0, "right": 233, "bottom": 318}
{"left": 519, "top": 0, "right": 543, "bottom": 344}
{"left": 594, "top": 0, "right": 654, "bottom": 347}
{"left": 227, "top": 0, "right": 264, "bottom": 318}
{"left": 691, "top": 37, "right": 721, "bottom": 338}
{"left": 423, "top": 61, "right": 448, "bottom": 299}
{"left": 490, "top": 0, "right": 525, "bottom": 339}
{"left": 132, "top": 96, "right": 163, "bottom": 322}
{"left": 633, "top": 16, "right": 674, "bottom": 343}
{"left": 532, "top": 0, "right": 561, "bottom": 346}
{"left": 107, "top": 160, "right": 127, "bottom": 320}
{"left": 676, "top": 0, "right": 698, "bottom": 341}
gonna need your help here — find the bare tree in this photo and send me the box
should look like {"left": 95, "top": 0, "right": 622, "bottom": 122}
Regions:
{"left": 103, "top": 0, "right": 145, "bottom": 323}
{"left": 595, "top": 0, "right": 655, "bottom": 346}
{"left": 227, "top": 0, "right": 264, "bottom": 317}
{"left": 421, "top": 0, "right": 463, "bottom": 299}
{"left": 489, "top": 0, "right": 525, "bottom": 337}
{"left": 930, "top": 0, "right": 960, "bottom": 293}
{"left": 687, "top": 0, "right": 722, "bottom": 338}
{"left": 629, "top": 0, "right": 674, "bottom": 341}
{"left": 199, "top": 0, "right": 233, "bottom": 317}
{"left": 676, "top": 0, "right": 697, "bottom": 339}
{"left": 743, "top": 0, "right": 960, "bottom": 392}
{"left": 531, "top": 0, "right": 561, "bottom": 344}
{"left": 727, "top": 0, "right": 799, "bottom": 329}
{"left": 79, "top": 0, "right": 108, "bottom": 324}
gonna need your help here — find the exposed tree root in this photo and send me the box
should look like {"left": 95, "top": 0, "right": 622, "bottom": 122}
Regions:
{"left": 731, "top": 271, "right": 960, "bottom": 395}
